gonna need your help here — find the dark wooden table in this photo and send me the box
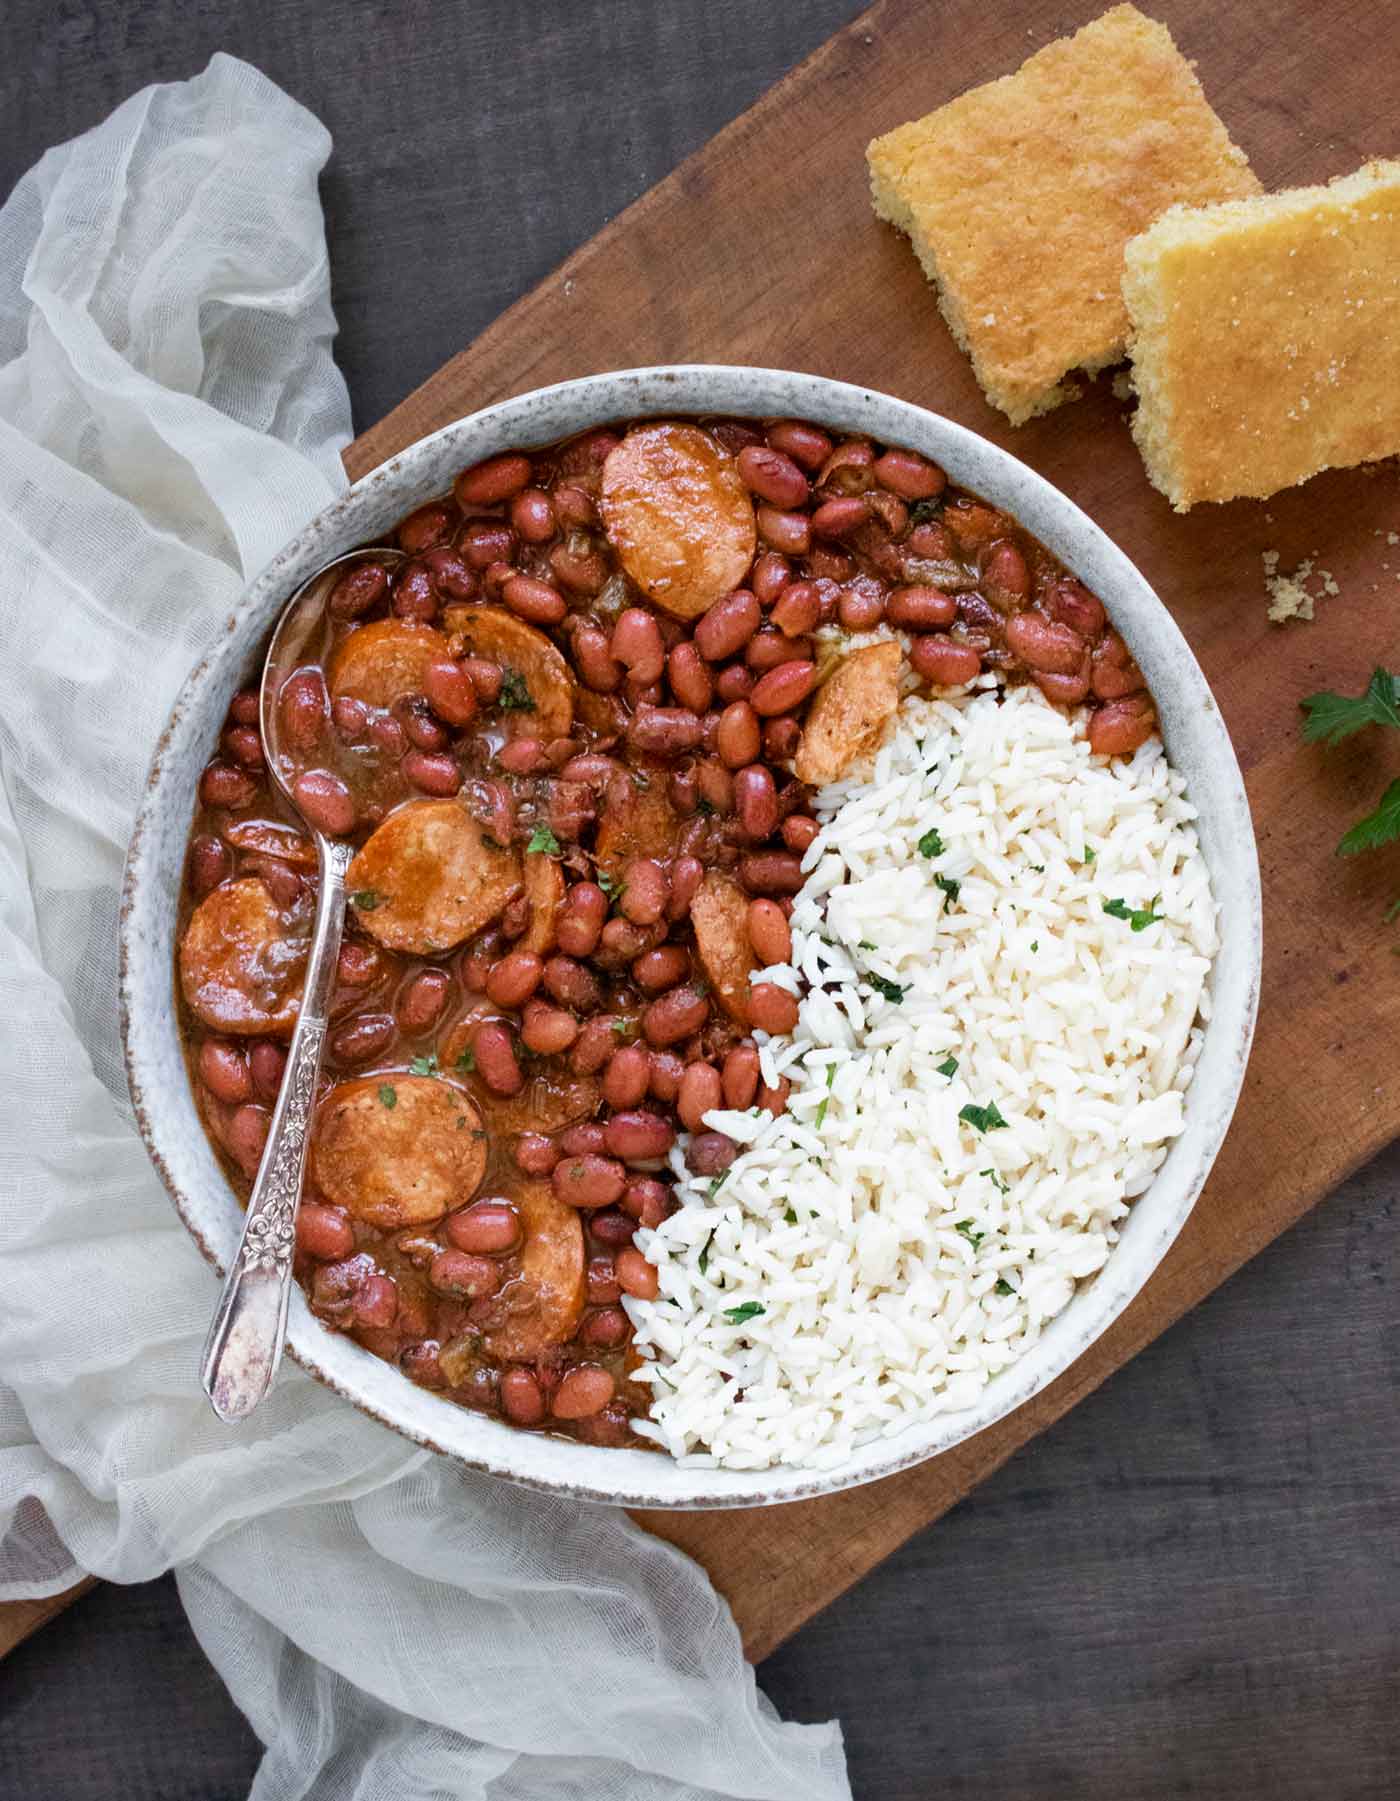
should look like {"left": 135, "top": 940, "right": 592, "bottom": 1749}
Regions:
{"left": 1, "top": 4, "right": 1396, "bottom": 1796}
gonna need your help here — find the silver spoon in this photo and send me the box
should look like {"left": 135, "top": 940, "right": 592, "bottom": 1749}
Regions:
{"left": 201, "top": 547, "right": 405, "bottom": 1421}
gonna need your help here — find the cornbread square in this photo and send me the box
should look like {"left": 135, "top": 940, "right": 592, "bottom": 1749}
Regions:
{"left": 866, "top": 5, "right": 1259, "bottom": 424}
{"left": 1124, "top": 160, "right": 1400, "bottom": 508}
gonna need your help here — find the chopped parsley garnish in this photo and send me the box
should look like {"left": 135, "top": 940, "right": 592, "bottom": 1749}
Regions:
{"left": 936, "top": 1055, "right": 959, "bottom": 1078}
{"left": 959, "top": 1099, "right": 1008, "bottom": 1134}
{"left": 350, "top": 889, "right": 383, "bottom": 911}
{"left": 526, "top": 824, "right": 561, "bottom": 857}
{"left": 377, "top": 1084, "right": 397, "bottom": 1109}
{"left": 1082, "top": 845, "right": 1096, "bottom": 864}
{"left": 784, "top": 1207, "right": 799, "bottom": 1225}
{"left": 1029, "top": 863, "right": 1045, "bottom": 874}
{"left": 706, "top": 1174, "right": 728, "bottom": 1199}
{"left": 868, "top": 974, "right": 908, "bottom": 1005}
{"left": 980, "top": 1167, "right": 1009, "bottom": 1194}
{"left": 1029, "top": 940, "right": 1039, "bottom": 953}
{"left": 954, "top": 1219, "right": 985, "bottom": 1250}
{"left": 610, "top": 1016, "right": 634, "bottom": 1038}
{"left": 408, "top": 1053, "right": 439, "bottom": 1078}
{"left": 993, "top": 1277, "right": 1017, "bottom": 1297}
{"left": 597, "top": 871, "right": 623, "bottom": 899}
{"left": 814, "top": 1064, "right": 837, "bottom": 1128}
{"left": 935, "top": 874, "right": 961, "bottom": 905}
{"left": 698, "top": 1230, "right": 715, "bottom": 1276}
{"left": 917, "top": 827, "right": 946, "bottom": 859}
{"left": 454, "top": 1048, "right": 476, "bottom": 1073}
{"left": 1300, "top": 667, "right": 1400, "bottom": 744}
{"left": 694, "top": 796, "right": 716, "bottom": 817}
{"left": 498, "top": 668, "right": 534, "bottom": 711}
{"left": 908, "top": 497, "right": 946, "bottom": 526}
{"left": 1103, "top": 896, "right": 1162, "bottom": 932}
{"left": 631, "top": 771, "right": 651, "bottom": 791}
{"left": 723, "top": 1301, "right": 766, "bottom": 1325}
{"left": 858, "top": 939, "right": 876, "bottom": 951}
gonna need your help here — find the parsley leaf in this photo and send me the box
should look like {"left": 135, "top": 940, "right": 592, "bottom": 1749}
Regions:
{"left": 936, "top": 1055, "right": 959, "bottom": 1078}
{"left": 959, "top": 1099, "right": 1008, "bottom": 1134}
{"left": 954, "top": 1219, "right": 985, "bottom": 1250}
{"left": 980, "top": 1167, "right": 1009, "bottom": 1194}
{"left": 526, "top": 824, "right": 561, "bottom": 857}
{"left": 1300, "top": 667, "right": 1400, "bottom": 745}
{"left": 377, "top": 1084, "right": 397, "bottom": 1109}
{"left": 698, "top": 1230, "right": 715, "bottom": 1276}
{"left": 917, "top": 827, "right": 945, "bottom": 858}
{"left": 1385, "top": 898, "right": 1400, "bottom": 925}
{"left": 694, "top": 796, "right": 716, "bottom": 817}
{"left": 723, "top": 1301, "right": 766, "bottom": 1325}
{"left": 408, "top": 1053, "right": 439, "bottom": 1078}
{"left": 1103, "top": 896, "right": 1163, "bottom": 932}
{"left": 908, "top": 497, "right": 946, "bottom": 526}
{"left": 350, "top": 889, "right": 383, "bottom": 911}
{"left": 935, "top": 874, "right": 961, "bottom": 905}
{"left": 1338, "top": 779, "right": 1400, "bottom": 857}
{"left": 1028, "top": 863, "right": 1045, "bottom": 874}
{"left": 1029, "top": 940, "right": 1039, "bottom": 953}
{"left": 815, "top": 1064, "right": 837, "bottom": 1129}
{"left": 597, "top": 871, "right": 623, "bottom": 900}
{"left": 454, "top": 1048, "right": 476, "bottom": 1073}
{"left": 993, "top": 1277, "right": 1017, "bottom": 1297}
{"left": 1082, "top": 845, "right": 1096, "bottom": 864}
{"left": 868, "top": 974, "right": 908, "bottom": 1005}
{"left": 706, "top": 1174, "right": 728, "bottom": 1199}
{"left": 783, "top": 1207, "right": 799, "bottom": 1225}
{"left": 498, "top": 668, "right": 535, "bottom": 711}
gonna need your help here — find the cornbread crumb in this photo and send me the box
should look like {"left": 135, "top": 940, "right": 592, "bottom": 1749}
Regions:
{"left": 866, "top": 5, "right": 1258, "bottom": 424}
{"left": 1112, "top": 371, "right": 1136, "bottom": 403}
{"left": 1124, "top": 159, "right": 1400, "bottom": 507}
{"left": 1263, "top": 551, "right": 1339, "bottom": 624}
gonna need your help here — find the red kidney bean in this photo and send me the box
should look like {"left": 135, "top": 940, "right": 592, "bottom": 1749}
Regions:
{"left": 460, "top": 522, "right": 515, "bottom": 571}
{"left": 496, "top": 737, "right": 545, "bottom": 775}
{"left": 328, "top": 561, "right": 389, "bottom": 622}
{"left": 401, "top": 750, "right": 463, "bottom": 796}
{"left": 296, "top": 1201, "right": 354, "bottom": 1260}
{"left": 560, "top": 1122, "right": 607, "bottom": 1157}
{"left": 430, "top": 1249, "right": 501, "bottom": 1299}
{"left": 1091, "top": 629, "right": 1146, "bottom": 700}
{"left": 572, "top": 625, "right": 624, "bottom": 693}
{"left": 749, "top": 721, "right": 792, "bottom": 770}
{"left": 1034, "top": 664, "right": 1092, "bottom": 706}
{"left": 615, "top": 1245, "right": 659, "bottom": 1300}
{"left": 628, "top": 705, "right": 704, "bottom": 756}
{"left": 510, "top": 487, "right": 556, "bottom": 543}
{"left": 481, "top": 561, "right": 516, "bottom": 602}
{"left": 736, "top": 444, "right": 808, "bottom": 508}
{"left": 293, "top": 769, "right": 355, "bottom": 835}
{"left": 1048, "top": 578, "right": 1106, "bottom": 638}
{"left": 515, "top": 1132, "right": 559, "bottom": 1176}
{"left": 222, "top": 724, "right": 265, "bottom": 771}
{"left": 560, "top": 753, "right": 619, "bottom": 788}
{"left": 246, "top": 857, "right": 302, "bottom": 910}
{"left": 461, "top": 657, "right": 503, "bottom": 705}
{"left": 887, "top": 585, "right": 957, "bottom": 630}
{"left": 397, "top": 968, "right": 451, "bottom": 1034}
{"left": 553, "top": 1154, "right": 627, "bottom": 1209}
{"left": 400, "top": 1343, "right": 445, "bottom": 1388}
{"left": 603, "top": 1043, "right": 652, "bottom": 1108}
{"left": 812, "top": 496, "right": 870, "bottom": 539}
{"left": 337, "top": 940, "right": 383, "bottom": 988}
{"left": 750, "top": 661, "right": 816, "bottom": 717}
{"left": 734, "top": 765, "right": 779, "bottom": 841}
{"left": 910, "top": 635, "right": 982, "bottom": 686}
{"left": 500, "top": 573, "right": 565, "bottom": 626}
{"left": 756, "top": 506, "right": 812, "bottom": 556}
{"left": 748, "top": 983, "right": 800, "bottom": 1035}
{"left": 228, "top": 689, "right": 261, "bottom": 727}
{"left": 557, "top": 883, "right": 608, "bottom": 958}
{"left": 817, "top": 440, "right": 876, "bottom": 495}
{"left": 547, "top": 779, "right": 593, "bottom": 842}
{"left": 982, "top": 540, "right": 1030, "bottom": 601}
{"left": 225, "top": 1103, "right": 271, "bottom": 1178}
{"left": 747, "top": 627, "right": 806, "bottom": 674}
{"left": 866, "top": 490, "right": 909, "bottom": 539}
{"left": 873, "top": 446, "right": 945, "bottom": 499}
{"left": 369, "top": 713, "right": 408, "bottom": 758}
{"left": 550, "top": 540, "right": 609, "bottom": 596}
{"left": 676, "top": 818, "right": 709, "bottom": 861}
{"left": 667, "top": 641, "right": 713, "bottom": 713}
{"left": 423, "top": 659, "right": 478, "bottom": 727}
{"left": 329, "top": 1012, "right": 396, "bottom": 1065}
{"left": 521, "top": 1000, "right": 579, "bottom": 1055}
{"left": 783, "top": 814, "right": 819, "bottom": 855}
{"left": 694, "top": 589, "right": 761, "bottom": 662}
{"left": 1005, "top": 612, "right": 1085, "bottom": 675}
{"left": 604, "top": 1110, "right": 676, "bottom": 1162}
{"left": 455, "top": 453, "right": 532, "bottom": 506}
{"left": 329, "top": 695, "right": 369, "bottom": 743}
{"left": 445, "top": 1199, "right": 521, "bottom": 1255}
{"left": 485, "top": 950, "right": 544, "bottom": 1008}
{"left": 589, "top": 1207, "right": 637, "bottom": 1247}
{"left": 200, "top": 761, "right": 256, "bottom": 810}
{"left": 740, "top": 852, "right": 804, "bottom": 896}
{"left": 552, "top": 482, "right": 596, "bottom": 528}
{"left": 401, "top": 696, "right": 450, "bottom": 752}
{"left": 393, "top": 561, "right": 439, "bottom": 623}
{"left": 837, "top": 581, "right": 885, "bottom": 631}
{"left": 611, "top": 608, "right": 665, "bottom": 683}
{"left": 677, "top": 1061, "right": 723, "bottom": 1131}
{"left": 666, "top": 855, "right": 703, "bottom": 922}
{"left": 500, "top": 1366, "right": 546, "bottom": 1424}
{"left": 551, "top": 1364, "right": 615, "bottom": 1419}
{"left": 642, "top": 985, "right": 710, "bottom": 1047}
{"left": 714, "top": 664, "right": 755, "bottom": 703}
{"left": 620, "top": 858, "right": 668, "bottom": 926}
{"left": 189, "top": 834, "right": 231, "bottom": 897}
{"left": 751, "top": 551, "right": 791, "bottom": 606}
{"left": 421, "top": 545, "right": 477, "bottom": 601}
{"left": 722, "top": 1043, "right": 761, "bottom": 1109}
{"left": 620, "top": 1176, "right": 668, "bottom": 1225}
{"left": 200, "top": 1039, "right": 251, "bottom": 1105}
{"left": 398, "top": 501, "right": 454, "bottom": 554}
{"left": 686, "top": 1131, "right": 738, "bottom": 1176}
{"left": 249, "top": 1040, "right": 287, "bottom": 1101}
{"left": 570, "top": 1015, "right": 622, "bottom": 1075}
{"left": 758, "top": 1077, "right": 792, "bottom": 1119}
{"left": 588, "top": 1253, "right": 622, "bottom": 1304}
{"left": 580, "top": 1307, "right": 631, "bottom": 1350}
{"left": 474, "top": 1022, "right": 524, "bottom": 1096}
{"left": 544, "top": 955, "right": 601, "bottom": 1011}
{"left": 647, "top": 1051, "right": 684, "bottom": 1103}
{"left": 352, "top": 1273, "right": 398, "bottom": 1328}
{"left": 770, "top": 581, "right": 820, "bottom": 638}
{"left": 696, "top": 759, "right": 734, "bottom": 815}
{"left": 629, "top": 946, "right": 687, "bottom": 996}
{"left": 626, "top": 677, "right": 664, "bottom": 709}
{"left": 714, "top": 701, "right": 761, "bottom": 769}
{"left": 1088, "top": 695, "right": 1156, "bottom": 757}
{"left": 766, "top": 419, "right": 832, "bottom": 470}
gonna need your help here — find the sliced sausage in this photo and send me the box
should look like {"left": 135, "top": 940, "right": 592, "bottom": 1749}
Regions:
{"left": 689, "top": 870, "right": 757, "bottom": 1024}
{"left": 521, "top": 850, "right": 565, "bottom": 956}
{"left": 599, "top": 423, "right": 757, "bottom": 620}
{"left": 327, "top": 619, "right": 452, "bottom": 709}
{"left": 311, "top": 1075, "right": 487, "bottom": 1230}
{"left": 438, "top": 603, "right": 575, "bottom": 739}
{"left": 793, "top": 641, "right": 902, "bottom": 786}
{"left": 179, "top": 877, "right": 308, "bottom": 1038}
{"left": 593, "top": 773, "right": 681, "bottom": 886}
{"left": 347, "top": 799, "right": 521, "bottom": 954}
{"left": 482, "top": 1178, "right": 586, "bottom": 1362}
{"left": 221, "top": 819, "right": 318, "bottom": 869}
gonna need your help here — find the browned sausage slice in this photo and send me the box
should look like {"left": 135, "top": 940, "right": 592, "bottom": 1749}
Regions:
{"left": 794, "top": 641, "right": 902, "bottom": 786}
{"left": 179, "top": 876, "right": 308, "bottom": 1037}
{"left": 347, "top": 799, "right": 521, "bottom": 954}
{"left": 483, "top": 1178, "right": 585, "bottom": 1362}
{"left": 327, "top": 618, "right": 452, "bottom": 708}
{"left": 599, "top": 423, "right": 756, "bottom": 620}
{"left": 311, "top": 1075, "right": 486, "bottom": 1230}
{"left": 521, "top": 850, "right": 564, "bottom": 956}
{"left": 221, "top": 819, "right": 319, "bottom": 869}
{"left": 689, "top": 870, "right": 756, "bottom": 1024}
{"left": 439, "top": 604, "right": 574, "bottom": 739}
{"left": 593, "top": 774, "right": 680, "bottom": 885}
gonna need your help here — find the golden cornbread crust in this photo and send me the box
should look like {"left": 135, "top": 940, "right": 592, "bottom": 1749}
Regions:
{"left": 866, "top": 5, "right": 1259, "bottom": 425}
{"left": 1124, "top": 160, "right": 1400, "bottom": 508}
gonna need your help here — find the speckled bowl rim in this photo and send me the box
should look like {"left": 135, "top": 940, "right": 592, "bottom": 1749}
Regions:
{"left": 120, "top": 366, "right": 1261, "bottom": 1510}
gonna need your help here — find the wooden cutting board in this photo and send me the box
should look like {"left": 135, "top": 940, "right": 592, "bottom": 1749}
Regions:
{"left": 5, "top": 0, "right": 1396, "bottom": 1670}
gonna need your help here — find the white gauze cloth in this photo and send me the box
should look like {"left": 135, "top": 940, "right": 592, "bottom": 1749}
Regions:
{"left": 0, "top": 54, "right": 848, "bottom": 1801}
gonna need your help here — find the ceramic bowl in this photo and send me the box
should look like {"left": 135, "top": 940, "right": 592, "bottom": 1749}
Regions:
{"left": 120, "top": 366, "right": 1261, "bottom": 1509}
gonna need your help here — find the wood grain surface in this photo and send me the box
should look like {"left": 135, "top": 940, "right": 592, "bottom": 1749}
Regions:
{"left": 336, "top": 0, "right": 1400, "bottom": 1660}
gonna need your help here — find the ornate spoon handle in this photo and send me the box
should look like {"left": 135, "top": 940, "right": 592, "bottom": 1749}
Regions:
{"left": 200, "top": 836, "right": 354, "bottom": 1420}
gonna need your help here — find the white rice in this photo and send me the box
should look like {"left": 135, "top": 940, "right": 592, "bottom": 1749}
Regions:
{"left": 624, "top": 677, "right": 1219, "bottom": 1470}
